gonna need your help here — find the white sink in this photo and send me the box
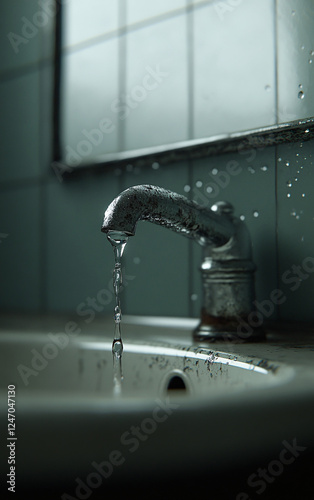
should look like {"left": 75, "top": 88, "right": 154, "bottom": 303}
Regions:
{"left": 0, "top": 315, "right": 314, "bottom": 496}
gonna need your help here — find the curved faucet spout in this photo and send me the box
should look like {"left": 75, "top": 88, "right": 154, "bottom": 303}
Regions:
{"left": 101, "top": 184, "right": 234, "bottom": 247}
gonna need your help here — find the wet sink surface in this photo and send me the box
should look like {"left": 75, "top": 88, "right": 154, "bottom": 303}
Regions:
{"left": 0, "top": 331, "right": 293, "bottom": 398}
{"left": 0, "top": 315, "right": 314, "bottom": 492}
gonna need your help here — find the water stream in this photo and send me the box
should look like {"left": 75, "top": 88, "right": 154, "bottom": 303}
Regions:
{"left": 107, "top": 231, "right": 128, "bottom": 396}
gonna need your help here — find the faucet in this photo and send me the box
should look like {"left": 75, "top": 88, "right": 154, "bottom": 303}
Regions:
{"left": 102, "top": 184, "right": 264, "bottom": 342}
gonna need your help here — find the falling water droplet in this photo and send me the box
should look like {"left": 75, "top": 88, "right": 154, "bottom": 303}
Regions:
{"left": 296, "top": 153, "right": 300, "bottom": 156}
{"left": 311, "top": 50, "right": 314, "bottom": 56}
{"left": 206, "top": 186, "right": 213, "bottom": 194}
{"left": 301, "top": 45, "right": 305, "bottom": 50}
{"left": 248, "top": 166, "right": 255, "bottom": 174}
{"left": 184, "top": 184, "right": 191, "bottom": 193}
{"left": 126, "top": 164, "right": 133, "bottom": 172}
{"left": 152, "top": 162, "right": 160, "bottom": 170}
{"left": 309, "top": 59, "right": 313, "bottom": 64}
{"left": 212, "top": 168, "right": 218, "bottom": 175}
{"left": 278, "top": 157, "right": 282, "bottom": 162}
{"left": 287, "top": 181, "right": 292, "bottom": 187}
{"left": 287, "top": 193, "right": 291, "bottom": 198}
{"left": 301, "top": 236, "right": 305, "bottom": 242}
{"left": 191, "top": 294, "right": 198, "bottom": 301}
{"left": 133, "top": 257, "right": 141, "bottom": 264}
{"left": 305, "top": 129, "right": 310, "bottom": 133}
{"left": 240, "top": 215, "right": 245, "bottom": 221}
{"left": 261, "top": 165, "right": 268, "bottom": 171}
{"left": 302, "top": 193, "right": 306, "bottom": 197}
{"left": 298, "top": 91, "right": 305, "bottom": 99}
{"left": 295, "top": 177, "right": 298, "bottom": 181}
{"left": 253, "top": 211, "right": 259, "bottom": 218}
{"left": 285, "top": 162, "right": 290, "bottom": 166}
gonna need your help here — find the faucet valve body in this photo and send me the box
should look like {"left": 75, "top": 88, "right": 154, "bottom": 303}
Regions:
{"left": 194, "top": 202, "right": 264, "bottom": 342}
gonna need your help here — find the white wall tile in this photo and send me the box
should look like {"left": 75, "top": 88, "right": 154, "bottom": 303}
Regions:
{"left": 63, "top": 0, "right": 119, "bottom": 48}
{"left": 194, "top": 0, "right": 276, "bottom": 139}
{"left": 61, "top": 37, "right": 120, "bottom": 165}
{"left": 277, "top": 0, "right": 314, "bottom": 123}
{"left": 124, "top": 15, "right": 188, "bottom": 151}
{"left": 126, "top": 0, "right": 186, "bottom": 25}
{"left": 0, "top": 70, "right": 41, "bottom": 182}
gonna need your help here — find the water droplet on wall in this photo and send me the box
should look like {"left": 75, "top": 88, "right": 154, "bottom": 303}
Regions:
{"left": 212, "top": 168, "right": 218, "bottom": 175}
{"left": 298, "top": 91, "right": 305, "bottom": 99}
{"left": 152, "top": 162, "right": 160, "bottom": 170}
{"left": 196, "top": 180, "right": 203, "bottom": 188}
{"left": 191, "top": 294, "right": 198, "bottom": 301}
{"left": 265, "top": 85, "right": 271, "bottom": 92}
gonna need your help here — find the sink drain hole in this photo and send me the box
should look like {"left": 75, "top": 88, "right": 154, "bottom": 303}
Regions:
{"left": 166, "top": 375, "right": 187, "bottom": 391}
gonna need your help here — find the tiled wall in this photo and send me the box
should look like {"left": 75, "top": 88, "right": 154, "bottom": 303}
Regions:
{"left": 0, "top": 0, "right": 314, "bottom": 323}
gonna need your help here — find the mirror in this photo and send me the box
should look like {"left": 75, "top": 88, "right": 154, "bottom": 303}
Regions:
{"left": 57, "top": 0, "right": 314, "bottom": 170}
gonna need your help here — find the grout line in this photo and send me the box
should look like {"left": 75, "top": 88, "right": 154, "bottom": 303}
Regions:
{"left": 118, "top": 0, "right": 127, "bottom": 154}
{"left": 187, "top": 0, "right": 194, "bottom": 317}
{"left": 274, "top": 144, "right": 281, "bottom": 320}
{"left": 274, "top": 0, "right": 279, "bottom": 125}
{"left": 187, "top": 0, "right": 194, "bottom": 142}
{"left": 274, "top": 0, "right": 280, "bottom": 320}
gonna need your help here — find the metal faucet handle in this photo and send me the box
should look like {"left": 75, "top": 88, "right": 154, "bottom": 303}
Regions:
{"left": 211, "top": 201, "right": 234, "bottom": 216}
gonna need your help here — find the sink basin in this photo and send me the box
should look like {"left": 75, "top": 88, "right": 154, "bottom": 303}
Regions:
{"left": 0, "top": 315, "right": 314, "bottom": 496}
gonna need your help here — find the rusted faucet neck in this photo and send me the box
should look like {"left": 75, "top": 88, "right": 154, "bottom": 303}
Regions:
{"left": 102, "top": 185, "right": 234, "bottom": 247}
